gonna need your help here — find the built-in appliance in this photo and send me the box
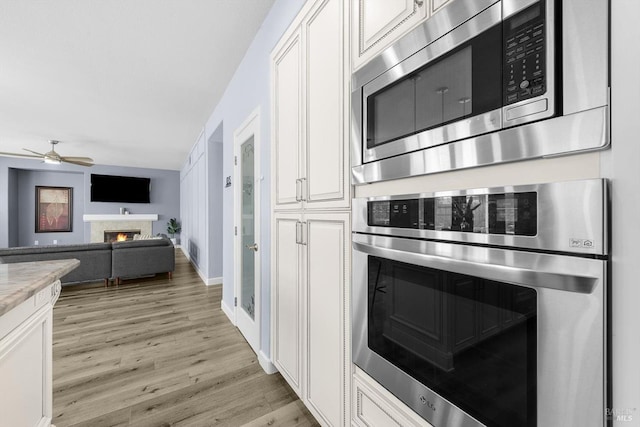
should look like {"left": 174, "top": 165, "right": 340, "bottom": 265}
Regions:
{"left": 352, "top": 179, "right": 608, "bottom": 427}
{"left": 351, "top": 0, "right": 609, "bottom": 184}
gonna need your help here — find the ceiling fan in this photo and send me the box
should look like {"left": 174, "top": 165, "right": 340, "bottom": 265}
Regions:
{"left": 0, "top": 140, "right": 94, "bottom": 167}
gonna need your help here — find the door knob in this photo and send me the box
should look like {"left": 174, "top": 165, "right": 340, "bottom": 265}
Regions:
{"left": 246, "top": 243, "right": 259, "bottom": 252}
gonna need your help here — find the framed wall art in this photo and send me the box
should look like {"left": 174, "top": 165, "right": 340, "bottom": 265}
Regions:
{"left": 35, "top": 186, "right": 73, "bottom": 233}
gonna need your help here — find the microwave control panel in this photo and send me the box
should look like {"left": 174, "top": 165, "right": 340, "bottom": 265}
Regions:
{"left": 504, "top": 2, "right": 546, "bottom": 105}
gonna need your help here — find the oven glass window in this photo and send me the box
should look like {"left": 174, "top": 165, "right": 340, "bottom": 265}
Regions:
{"left": 368, "top": 256, "right": 537, "bottom": 427}
{"left": 366, "top": 24, "right": 503, "bottom": 149}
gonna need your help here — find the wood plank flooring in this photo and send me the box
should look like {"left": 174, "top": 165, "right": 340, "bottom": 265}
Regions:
{"left": 52, "top": 250, "right": 319, "bottom": 427}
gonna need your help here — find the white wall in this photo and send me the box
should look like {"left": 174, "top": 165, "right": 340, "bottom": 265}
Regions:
{"left": 607, "top": 0, "right": 640, "bottom": 423}
{"left": 179, "top": 0, "right": 307, "bottom": 357}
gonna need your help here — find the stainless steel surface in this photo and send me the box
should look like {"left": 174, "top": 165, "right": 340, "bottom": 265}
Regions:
{"left": 503, "top": 0, "right": 543, "bottom": 19}
{"left": 352, "top": 106, "right": 609, "bottom": 184}
{"left": 353, "top": 234, "right": 598, "bottom": 294}
{"left": 245, "top": 243, "right": 259, "bottom": 252}
{"left": 505, "top": 98, "right": 548, "bottom": 121}
{"left": 562, "top": 0, "right": 609, "bottom": 115}
{"left": 351, "top": 0, "right": 610, "bottom": 184}
{"left": 353, "top": 179, "right": 608, "bottom": 255}
{"left": 363, "top": 109, "right": 503, "bottom": 163}
{"left": 352, "top": 234, "right": 606, "bottom": 427}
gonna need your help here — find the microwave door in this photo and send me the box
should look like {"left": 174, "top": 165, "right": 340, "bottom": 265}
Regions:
{"left": 361, "top": 2, "right": 503, "bottom": 164}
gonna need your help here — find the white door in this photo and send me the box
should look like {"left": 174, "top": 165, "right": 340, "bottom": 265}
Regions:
{"left": 234, "top": 108, "right": 261, "bottom": 354}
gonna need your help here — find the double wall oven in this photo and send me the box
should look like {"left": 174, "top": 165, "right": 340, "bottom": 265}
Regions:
{"left": 352, "top": 179, "right": 608, "bottom": 427}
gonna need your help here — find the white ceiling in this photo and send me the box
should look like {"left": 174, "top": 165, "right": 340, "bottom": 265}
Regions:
{"left": 0, "top": 0, "right": 276, "bottom": 171}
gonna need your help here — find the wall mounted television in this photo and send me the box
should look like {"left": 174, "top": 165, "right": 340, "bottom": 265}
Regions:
{"left": 90, "top": 174, "right": 151, "bottom": 203}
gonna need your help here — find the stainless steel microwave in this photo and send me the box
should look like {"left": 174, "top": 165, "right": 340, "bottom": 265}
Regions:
{"left": 351, "top": 0, "right": 609, "bottom": 184}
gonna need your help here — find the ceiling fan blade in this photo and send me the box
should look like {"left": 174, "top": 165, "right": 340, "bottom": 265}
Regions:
{"left": 23, "top": 148, "right": 46, "bottom": 156}
{"left": 0, "top": 151, "right": 43, "bottom": 159}
{"left": 61, "top": 158, "right": 94, "bottom": 167}
{"left": 61, "top": 156, "right": 94, "bottom": 163}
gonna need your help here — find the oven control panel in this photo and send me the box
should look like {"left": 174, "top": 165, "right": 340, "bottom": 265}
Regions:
{"left": 368, "top": 192, "right": 537, "bottom": 236}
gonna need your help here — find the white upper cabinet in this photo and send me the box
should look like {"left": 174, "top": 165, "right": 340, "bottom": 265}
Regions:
{"left": 352, "top": 0, "right": 428, "bottom": 70}
{"left": 272, "top": 0, "right": 350, "bottom": 211}
{"left": 272, "top": 29, "right": 303, "bottom": 210}
{"left": 304, "top": 0, "right": 350, "bottom": 210}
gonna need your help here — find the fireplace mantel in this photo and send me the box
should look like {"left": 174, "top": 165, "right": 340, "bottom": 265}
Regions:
{"left": 83, "top": 214, "right": 158, "bottom": 222}
{"left": 84, "top": 214, "right": 159, "bottom": 242}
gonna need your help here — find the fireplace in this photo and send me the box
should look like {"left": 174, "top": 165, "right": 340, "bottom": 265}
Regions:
{"left": 104, "top": 230, "right": 140, "bottom": 243}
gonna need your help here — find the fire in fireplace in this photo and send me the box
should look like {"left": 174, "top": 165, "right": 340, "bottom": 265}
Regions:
{"left": 104, "top": 230, "right": 140, "bottom": 243}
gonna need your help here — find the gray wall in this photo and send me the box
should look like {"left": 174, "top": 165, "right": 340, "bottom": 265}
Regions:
{"left": 0, "top": 156, "right": 180, "bottom": 248}
{"left": 7, "top": 168, "right": 19, "bottom": 247}
{"left": 16, "top": 169, "right": 84, "bottom": 246}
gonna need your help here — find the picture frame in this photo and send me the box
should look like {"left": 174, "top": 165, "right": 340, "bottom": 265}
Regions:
{"left": 35, "top": 186, "right": 73, "bottom": 233}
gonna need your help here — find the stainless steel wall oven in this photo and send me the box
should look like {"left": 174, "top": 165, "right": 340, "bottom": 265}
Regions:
{"left": 352, "top": 179, "right": 608, "bottom": 426}
{"left": 351, "top": 0, "right": 609, "bottom": 184}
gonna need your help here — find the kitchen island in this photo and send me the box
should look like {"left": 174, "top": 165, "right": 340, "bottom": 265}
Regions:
{"left": 0, "top": 259, "right": 80, "bottom": 427}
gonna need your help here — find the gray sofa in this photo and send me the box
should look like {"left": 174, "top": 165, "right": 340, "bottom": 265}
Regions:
{"left": 0, "top": 238, "right": 175, "bottom": 286}
{"left": 0, "top": 242, "right": 112, "bottom": 285}
{"left": 111, "top": 238, "right": 175, "bottom": 285}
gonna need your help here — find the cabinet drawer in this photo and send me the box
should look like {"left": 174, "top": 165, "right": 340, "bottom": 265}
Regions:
{"left": 353, "top": 370, "right": 432, "bottom": 427}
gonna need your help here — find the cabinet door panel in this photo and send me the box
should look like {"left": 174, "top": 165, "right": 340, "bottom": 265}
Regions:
{"left": 352, "top": 0, "right": 427, "bottom": 70}
{"left": 272, "top": 214, "right": 303, "bottom": 394}
{"left": 273, "top": 31, "right": 302, "bottom": 209}
{"left": 305, "top": 213, "right": 349, "bottom": 426}
{"left": 305, "top": 0, "right": 348, "bottom": 209}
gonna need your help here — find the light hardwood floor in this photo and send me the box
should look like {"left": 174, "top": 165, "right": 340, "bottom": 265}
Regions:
{"left": 52, "top": 250, "right": 319, "bottom": 427}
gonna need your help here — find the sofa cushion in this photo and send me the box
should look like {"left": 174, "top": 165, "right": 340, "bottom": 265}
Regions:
{"left": 112, "top": 238, "right": 172, "bottom": 250}
{"left": 0, "top": 242, "right": 112, "bottom": 284}
{"left": 111, "top": 238, "right": 175, "bottom": 280}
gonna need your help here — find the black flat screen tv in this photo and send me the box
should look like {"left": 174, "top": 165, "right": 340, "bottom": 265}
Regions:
{"left": 90, "top": 174, "right": 151, "bottom": 203}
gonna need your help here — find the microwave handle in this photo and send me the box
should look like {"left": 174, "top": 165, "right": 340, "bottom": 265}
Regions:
{"left": 352, "top": 240, "right": 599, "bottom": 295}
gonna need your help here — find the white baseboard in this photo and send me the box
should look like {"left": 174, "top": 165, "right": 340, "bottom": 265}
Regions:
{"left": 259, "top": 350, "right": 278, "bottom": 375}
{"left": 221, "top": 299, "right": 235, "bottom": 325}
{"left": 206, "top": 276, "right": 222, "bottom": 286}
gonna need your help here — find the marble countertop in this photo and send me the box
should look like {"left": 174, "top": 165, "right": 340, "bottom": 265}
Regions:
{"left": 0, "top": 259, "right": 80, "bottom": 316}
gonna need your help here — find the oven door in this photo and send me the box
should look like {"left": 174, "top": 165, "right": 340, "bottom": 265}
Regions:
{"left": 352, "top": 233, "right": 606, "bottom": 427}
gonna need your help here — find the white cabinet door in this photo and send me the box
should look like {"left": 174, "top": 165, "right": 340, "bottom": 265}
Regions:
{"left": 272, "top": 29, "right": 303, "bottom": 210}
{"left": 271, "top": 212, "right": 304, "bottom": 396}
{"left": 304, "top": 0, "right": 350, "bottom": 210}
{"left": 431, "top": 0, "right": 452, "bottom": 14}
{"left": 0, "top": 291, "right": 54, "bottom": 427}
{"left": 304, "top": 212, "right": 350, "bottom": 426}
{"left": 352, "top": 368, "right": 433, "bottom": 427}
{"left": 352, "top": 0, "right": 428, "bottom": 70}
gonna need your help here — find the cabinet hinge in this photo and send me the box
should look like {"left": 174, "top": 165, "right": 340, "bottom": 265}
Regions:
{"left": 234, "top": 297, "right": 237, "bottom": 307}
{"left": 235, "top": 226, "right": 238, "bottom": 236}
{"left": 234, "top": 156, "right": 237, "bottom": 166}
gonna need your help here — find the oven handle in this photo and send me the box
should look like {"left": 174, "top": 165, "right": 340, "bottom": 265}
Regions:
{"left": 352, "top": 240, "right": 599, "bottom": 295}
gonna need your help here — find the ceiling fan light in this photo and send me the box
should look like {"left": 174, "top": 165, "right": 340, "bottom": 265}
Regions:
{"left": 44, "top": 157, "right": 61, "bottom": 165}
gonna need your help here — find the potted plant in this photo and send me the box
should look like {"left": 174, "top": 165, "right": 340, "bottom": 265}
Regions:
{"left": 167, "top": 218, "right": 182, "bottom": 245}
